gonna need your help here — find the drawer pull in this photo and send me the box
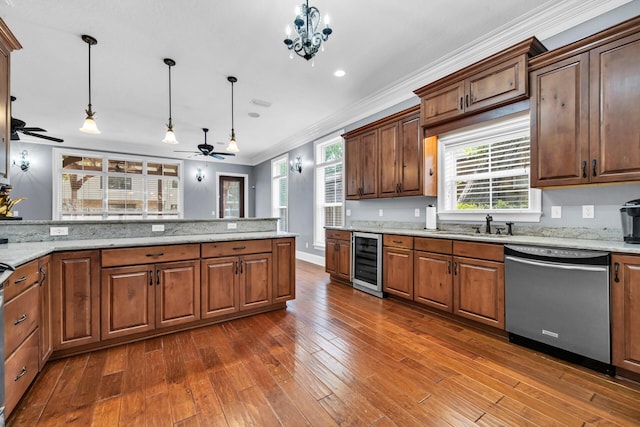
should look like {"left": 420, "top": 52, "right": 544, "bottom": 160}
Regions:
{"left": 14, "top": 314, "right": 28, "bottom": 325}
{"left": 146, "top": 252, "right": 164, "bottom": 257}
{"left": 233, "top": 246, "right": 247, "bottom": 251}
{"left": 392, "top": 240, "right": 403, "bottom": 244}
{"left": 14, "top": 276, "right": 27, "bottom": 284}
{"left": 14, "top": 366, "right": 27, "bottom": 381}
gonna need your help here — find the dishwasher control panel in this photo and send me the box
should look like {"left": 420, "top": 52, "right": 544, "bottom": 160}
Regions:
{"left": 505, "top": 244, "right": 610, "bottom": 265}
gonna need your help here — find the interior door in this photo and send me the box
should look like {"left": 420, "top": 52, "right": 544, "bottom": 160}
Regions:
{"left": 219, "top": 175, "right": 245, "bottom": 218}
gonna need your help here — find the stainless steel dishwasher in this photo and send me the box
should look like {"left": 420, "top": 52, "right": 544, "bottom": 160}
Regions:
{"left": 504, "top": 244, "right": 612, "bottom": 374}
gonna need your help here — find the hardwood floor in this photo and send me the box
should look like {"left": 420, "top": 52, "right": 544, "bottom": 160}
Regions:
{"left": 8, "top": 260, "right": 640, "bottom": 426}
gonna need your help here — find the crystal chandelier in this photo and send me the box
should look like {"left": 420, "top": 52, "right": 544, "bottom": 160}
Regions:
{"left": 283, "top": 0, "right": 333, "bottom": 61}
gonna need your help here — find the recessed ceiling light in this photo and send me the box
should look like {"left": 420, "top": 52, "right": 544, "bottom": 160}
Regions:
{"left": 250, "top": 99, "right": 272, "bottom": 108}
{"left": 248, "top": 112, "right": 260, "bottom": 118}
{"left": 334, "top": 69, "right": 346, "bottom": 77}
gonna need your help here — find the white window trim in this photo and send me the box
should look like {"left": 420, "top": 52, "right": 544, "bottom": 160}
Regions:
{"left": 52, "top": 148, "right": 184, "bottom": 220}
{"left": 271, "top": 154, "right": 289, "bottom": 232}
{"left": 313, "top": 132, "right": 344, "bottom": 250}
{"left": 436, "top": 113, "right": 542, "bottom": 222}
{"left": 215, "top": 172, "right": 249, "bottom": 218}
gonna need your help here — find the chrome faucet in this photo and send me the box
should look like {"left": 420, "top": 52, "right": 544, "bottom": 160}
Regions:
{"left": 485, "top": 214, "right": 493, "bottom": 234}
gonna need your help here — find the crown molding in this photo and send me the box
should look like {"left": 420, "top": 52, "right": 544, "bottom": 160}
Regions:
{"left": 249, "top": 0, "right": 632, "bottom": 166}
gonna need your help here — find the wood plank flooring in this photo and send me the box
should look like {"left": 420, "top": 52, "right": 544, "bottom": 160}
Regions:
{"left": 8, "top": 260, "right": 640, "bottom": 426}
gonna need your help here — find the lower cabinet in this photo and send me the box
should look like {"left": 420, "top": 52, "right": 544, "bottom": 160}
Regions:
{"left": 414, "top": 251, "right": 453, "bottom": 311}
{"left": 611, "top": 254, "right": 640, "bottom": 374}
{"left": 325, "top": 229, "right": 351, "bottom": 283}
{"left": 38, "top": 255, "right": 52, "bottom": 370}
{"left": 273, "top": 238, "right": 296, "bottom": 303}
{"left": 383, "top": 235, "right": 414, "bottom": 299}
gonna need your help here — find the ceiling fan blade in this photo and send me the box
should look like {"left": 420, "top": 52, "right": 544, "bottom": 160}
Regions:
{"left": 21, "top": 130, "right": 64, "bottom": 143}
{"left": 210, "top": 153, "right": 225, "bottom": 160}
{"left": 22, "top": 127, "right": 47, "bottom": 132}
{"left": 210, "top": 152, "right": 236, "bottom": 157}
{"left": 173, "top": 150, "right": 200, "bottom": 153}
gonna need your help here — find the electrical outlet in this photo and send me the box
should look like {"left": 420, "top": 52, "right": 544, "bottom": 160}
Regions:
{"left": 211, "top": 210, "right": 216, "bottom": 216}
{"left": 346, "top": 209, "right": 351, "bottom": 217}
{"left": 152, "top": 224, "right": 164, "bottom": 232}
{"left": 378, "top": 209, "right": 384, "bottom": 217}
{"left": 414, "top": 208, "right": 420, "bottom": 217}
{"left": 582, "top": 205, "right": 595, "bottom": 219}
{"left": 50, "top": 226, "right": 68, "bottom": 236}
{"left": 551, "top": 206, "right": 562, "bottom": 219}
{"left": 305, "top": 242, "right": 309, "bottom": 249}
{"left": 227, "top": 223, "right": 237, "bottom": 229}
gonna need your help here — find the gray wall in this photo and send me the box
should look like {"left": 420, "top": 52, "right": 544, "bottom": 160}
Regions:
{"left": 8, "top": 141, "right": 255, "bottom": 220}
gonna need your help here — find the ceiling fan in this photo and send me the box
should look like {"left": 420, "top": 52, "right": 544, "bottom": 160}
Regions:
{"left": 10, "top": 96, "right": 64, "bottom": 143}
{"left": 175, "top": 128, "right": 235, "bottom": 160}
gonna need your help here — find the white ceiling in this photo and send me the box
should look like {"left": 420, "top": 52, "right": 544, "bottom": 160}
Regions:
{"left": 0, "top": 0, "right": 632, "bottom": 165}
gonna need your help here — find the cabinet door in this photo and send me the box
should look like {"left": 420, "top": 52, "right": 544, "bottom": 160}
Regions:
{"left": 336, "top": 240, "right": 351, "bottom": 281}
{"left": 383, "top": 247, "right": 413, "bottom": 299}
{"left": 360, "top": 130, "right": 378, "bottom": 198}
{"left": 38, "top": 255, "right": 52, "bottom": 370}
{"left": 414, "top": 251, "right": 453, "bottom": 312}
{"left": 201, "top": 256, "right": 239, "bottom": 318}
{"left": 590, "top": 33, "right": 640, "bottom": 183}
{"left": 398, "top": 115, "right": 422, "bottom": 195}
{"left": 378, "top": 121, "right": 399, "bottom": 197}
{"left": 466, "top": 55, "right": 527, "bottom": 113}
{"left": 611, "top": 255, "right": 640, "bottom": 374}
{"left": 156, "top": 260, "right": 200, "bottom": 328}
{"left": 51, "top": 251, "right": 100, "bottom": 351}
{"left": 101, "top": 265, "right": 155, "bottom": 340}
{"left": 345, "top": 135, "right": 361, "bottom": 199}
{"left": 239, "top": 253, "right": 272, "bottom": 311}
{"left": 325, "top": 238, "right": 338, "bottom": 275}
{"left": 273, "top": 238, "right": 296, "bottom": 303}
{"left": 530, "top": 53, "right": 590, "bottom": 187}
{"left": 453, "top": 257, "right": 504, "bottom": 329}
{"left": 421, "top": 81, "right": 464, "bottom": 126}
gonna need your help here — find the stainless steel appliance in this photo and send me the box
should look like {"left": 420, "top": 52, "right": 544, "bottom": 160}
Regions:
{"left": 351, "top": 232, "right": 383, "bottom": 298}
{"left": 0, "top": 262, "right": 15, "bottom": 427}
{"left": 620, "top": 199, "right": 640, "bottom": 243}
{"left": 505, "top": 244, "right": 612, "bottom": 374}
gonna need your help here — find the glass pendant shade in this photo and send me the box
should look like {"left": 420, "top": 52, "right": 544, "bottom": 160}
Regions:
{"left": 163, "top": 127, "right": 178, "bottom": 144}
{"left": 79, "top": 115, "right": 101, "bottom": 134}
{"left": 226, "top": 135, "right": 239, "bottom": 153}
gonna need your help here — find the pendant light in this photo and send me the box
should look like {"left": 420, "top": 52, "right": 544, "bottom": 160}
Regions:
{"left": 226, "top": 76, "right": 240, "bottom": 153}
{"left": 79, "top": 35, "right": 101, "bottom": 134}
{"left": 162, "top": 58, "right": 178, "bottom": 144}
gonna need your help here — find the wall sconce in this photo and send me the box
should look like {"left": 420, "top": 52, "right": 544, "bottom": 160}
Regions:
{"left": 196, "top": 168, "right": 205, "bottom": 182}
{"left": 14, "top": 150, "right": 30, "bottom": 172}
{"left": 290, "top": 155, "right": 302, "bottom": 174}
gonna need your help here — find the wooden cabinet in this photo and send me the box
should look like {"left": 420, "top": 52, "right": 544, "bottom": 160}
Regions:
{"left": 239, "top": 253, "right": 272, "bottom": 311}
{"left": 38, "top": 255, "right": 52, "bottom": 370}
{"left": 101, "top": 245, "right": 200, "bottom": 340}
{"left": 0, "top": 18, "right": 21, "bottom": 183}
{"left": 325, "top": 229, "right": 351, "bottom": 283}
{"left": 530, "top": 17, "right": 640, "bottom": 187}
{"left": 414, "top": 238, "right": 454, "bottom": 311}
{"left": 611, "top": 254, "right": 640, "bottom": 374}
{"left": 273, "top": 238, "right": 296, "bottom": 303}
{"left": 378, "top": 112, "right": 422, "bottom": 197}
{"left": 383, "top": 235, "right": 414, "bottom": 299}
{"left": 452, "top": 241, "right": 505, "bottom": 329}
{"left": 51, "top": 250, "right": 100, "bottom": 351}
{"left": 345, "top": 130, "right": 378, "bottom": 199}
{"left": 415, "top": 37, "right": 545, "bottom": 127}
{"left": 201, "top": 256, "right": 238, "bottom": 318}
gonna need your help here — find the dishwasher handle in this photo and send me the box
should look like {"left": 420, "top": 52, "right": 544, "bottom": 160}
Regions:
{"left": 505, "top": 255, "right": 608, "bottom": 273}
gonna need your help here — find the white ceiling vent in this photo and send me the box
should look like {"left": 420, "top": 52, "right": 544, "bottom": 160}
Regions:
{"left": 250, "top": 99, "right": 272, "bottom": 108}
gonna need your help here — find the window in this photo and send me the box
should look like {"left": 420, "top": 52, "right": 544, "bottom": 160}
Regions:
{"left": 315, "top": 137, "right": 344, "bottom": 248}
{"left": 438, "top": 112, "right": 541, "bottom": 222}
{"left": 54, "top": 149, "right": 183, "bottom": 220}
{"left": 271, "top": 155, "right": 288, "bottom": 232}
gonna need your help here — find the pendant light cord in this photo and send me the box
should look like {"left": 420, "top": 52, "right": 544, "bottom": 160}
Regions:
{"left": 87, "top": 42, "right": 92, "bottom": 107}
{"left": 168, "top": 64, "right": 172, "bottom": 123}
{"left": 231, "top": 79, "right": 234, "bottom": 133}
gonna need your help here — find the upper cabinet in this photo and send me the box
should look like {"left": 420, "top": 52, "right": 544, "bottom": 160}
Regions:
{"left": 0, "top": 18, "right": 22, "bottom": 184}
{"left": 415, "top": 37, "right": 546, "bottom": 128}
{"left": 345, "top": 129, "right": 378, "bottom": 199}
{"left": 530, "top": 16, "right": 640, "bottom": 187}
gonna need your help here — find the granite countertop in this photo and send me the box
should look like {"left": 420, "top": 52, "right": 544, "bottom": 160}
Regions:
{"left": 0, "top": 231, "right": 297, "bottom": 268}
{"left": 328, "top": 226, "right": 640, "bottom": 255}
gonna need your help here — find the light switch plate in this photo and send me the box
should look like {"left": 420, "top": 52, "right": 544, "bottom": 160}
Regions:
{"left": 414, "top": 208, "right": 420, "bottom": 217}
{"left": 50, "top": 226, "right": 68, "bottom": 236}
{"left": 378, "top": 209, "right": 384, "bottom": 217}
{"left": 582, "top": 205, "right": 595, "bottom": 219}
{"left": 152, "top": 224, "right": 164, "bottom": 232}
{"left": 551, "top": 206, "right": 562, "bottom": 219}
{"left": 346, "top": 209, "right": 351, "bottom": 217}
{"left": 227, "top": 223, "right": 237, "bottom": 229}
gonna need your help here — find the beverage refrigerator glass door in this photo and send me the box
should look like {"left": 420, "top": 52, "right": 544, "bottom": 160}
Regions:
{"left": 351, "top": 232, "right": 383, "bottom": 298}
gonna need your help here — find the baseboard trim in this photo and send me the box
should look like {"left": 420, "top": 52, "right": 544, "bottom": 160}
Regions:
{"left": 296, "top": 251, "right": 324, "bottom": 266}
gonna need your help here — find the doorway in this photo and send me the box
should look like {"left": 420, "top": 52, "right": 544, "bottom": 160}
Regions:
{"left": 218, "top": 175, "right": 245, "bottom": 218}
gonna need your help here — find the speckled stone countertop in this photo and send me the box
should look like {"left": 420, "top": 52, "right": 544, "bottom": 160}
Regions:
{"left": 0, "top": 231, "right": 296, "bottom": 268}
{"left": 328, "top": 225, "right": 640, "bottom": 255}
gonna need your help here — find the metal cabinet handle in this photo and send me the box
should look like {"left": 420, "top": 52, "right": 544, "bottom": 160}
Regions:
{"left": 459, "top": 97, "right": 463, "bottom": 110}
{"left": 239, "top": 260, "right": 244, "bottom": 274}
{"left": 447, "top": 261, "right": 451, "bottom": 274}
{"left": 146, "top": 252, "right": 164, "bottom": 257}
{"left": 453, "top": 261, "right": 458, "bottom": 275}
{"left": 14, "top": 314, "right": 27, "bottom": 325}
{"left": 581, "top": 160, "right": 587, "bottom": 178}
{"left": 149, "top": 270, "right": 153, "bottom": 286}
{"left": 465, "top": 94, "right": 469, "bottom": 108}
{"left": 233, "top": 246, "right": 247, "bottom": 251}
{"left": 39, "top": 266, "right": 47, "bottom": 286}
{"left": 429, "top": 168, "right": 434, "bottom": 176}
{"left": 592, "top": 159, "right": 597, "bottom": 177}
{"left": 235, "top": 261, "right": 239, "bottom": 275}
{"left": 14, "top": 276, "right": 27, "bottom": 284}
{"left": 14, "top": 366, "right": 27, "bottom": 381}
{"left": 614, "top": 262, "right": 620, "bottom": 283}
{"left": 156, "top": 270, "right": 160, "bottom": 285}
{"left": 392, "top": 240, "right": 403, "bottom": 244}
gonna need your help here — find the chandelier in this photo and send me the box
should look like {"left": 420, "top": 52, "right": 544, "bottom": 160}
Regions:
{"left": 283, "top": 0, "right": 333, "bottom": 61}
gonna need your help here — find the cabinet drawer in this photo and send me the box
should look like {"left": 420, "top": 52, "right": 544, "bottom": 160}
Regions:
{"left": 4, "top": 284, "right": 39, "bottom": 357}
{"left": 326, "top": 229, "right": 351, "bottom": 241}
{"left": 202, "top": 239, "right": 272, "bottom": 258}
{"left": 414, "top": 238, "right": 452, "bottom": 254}
{"left": 102, "top": 244, "right": 200, "bottom": 267}
{"left": 384, "top": 234, "right": 414, "bottom": 249}
{"left": 4, "top": 259, "right": 39, "bottom": 303}
{"left": 5, "top": 330, "right": 39, "bottom": 418}
{"left": 453, "top": 241, "right": 503, "bottom": 262}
